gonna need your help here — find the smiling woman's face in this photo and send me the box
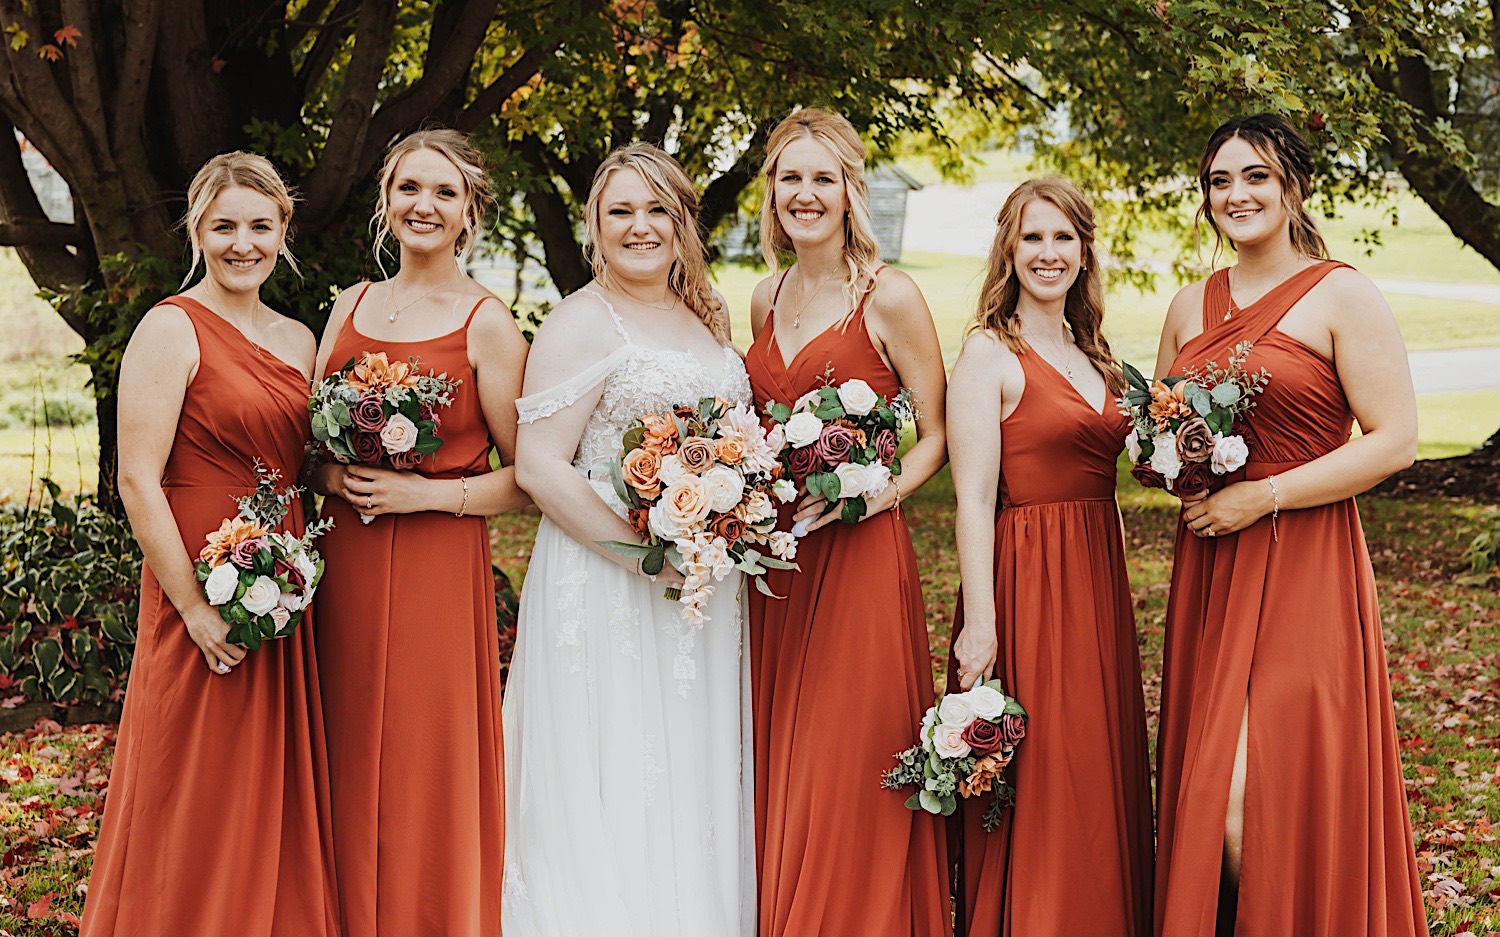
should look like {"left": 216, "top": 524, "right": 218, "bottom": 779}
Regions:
{"left": 597, "top": 167, "right": 677, "bottom": 287}
{"left": 1206, "top": 134, "right": 1289, "bottom": 250}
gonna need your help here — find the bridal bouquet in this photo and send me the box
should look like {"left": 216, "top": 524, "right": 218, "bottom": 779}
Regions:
{"left": 881, "top": 680, "right": 1028, "bottom": 832}
{"left": 765, "top": 371, "right": 916, "bottom": 527}
{"left": 194, "top": 464, "right": 334, "bottom": 650}
{"left": 1117, "top": 341, "right": 1269, "bottom": 498}
{"left": 309, "top": 351, "right": 460, "bottom": 522}
{"left": 600, "top": 396, "right": 799, "bottom": 626}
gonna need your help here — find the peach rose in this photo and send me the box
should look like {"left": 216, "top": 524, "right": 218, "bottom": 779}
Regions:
{"left": 647, "top": 477, "right": 713, "bottom": 540}
{"left": 677, "top": 437, "right": 717, "bottom": 475}
{"left": 715, "top": 437, "right": 746, "bottom": 465}
{"left": 623, "top": 447, "right": 663, "bottom": 499}
{"left": 199, "top": 516, "right": 270, "bottom": 565}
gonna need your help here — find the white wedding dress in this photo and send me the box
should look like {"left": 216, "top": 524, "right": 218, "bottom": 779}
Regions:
{"left": 501, "top": 288, "right": 755, "bottom": 936}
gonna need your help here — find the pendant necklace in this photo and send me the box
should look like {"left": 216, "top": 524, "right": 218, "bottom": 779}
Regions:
{"left": 388, "top": 273, "right": 459, "bottom": 322}
{"left": 1026, "top": 327, "right": 1077, "bottom": 381}
{"left": 788, "top": 266, "right": 840, "bottom": 329}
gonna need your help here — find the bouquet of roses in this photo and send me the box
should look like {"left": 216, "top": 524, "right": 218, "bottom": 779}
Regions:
{"left": 1117, "top": 341, "right": 1269, "bottom": 499}
{"left": 600, "top": 396, "right": 800, "bottom": 627}
{"left": 881, "top": 679, "right": 1028, "bottom": 832}
{"left": 194, "top": 464, "right": 334, "bottom": 650}
{"left": 764, "top": 371, "right": 916, "bottom": 529}
{"left": 309, "top": 351, "right": 460, "bottom": 522}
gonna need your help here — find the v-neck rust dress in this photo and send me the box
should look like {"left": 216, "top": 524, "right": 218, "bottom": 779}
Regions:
{"left": 745, "top": 270, "right": 952, "bottom": 937}
{"left": 314, "top": 284, "right": 505, "bottom": 935}
{"left": 945, "top": 349, "right": 1153, "bottom": 936}
{"left": 82, "top": 296, "right": 338, "bottom": 936}
{"left": 1154, "top": 261, "right": 1427, "bottom": 935}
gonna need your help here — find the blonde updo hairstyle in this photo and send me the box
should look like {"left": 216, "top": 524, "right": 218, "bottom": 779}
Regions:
{"left": 759, "top": 107, "right": 883, "bottom": 314}
{"left": 583, "top": 142, "right": 730, "bottom": 345}
{"left": 1195, "top": 113, "right": 1330, "bottom": 266}
{"left": 371, "top": 127, "right": 493, "bottom": 271}
{"left": 180, "top": 150, "right": 298, "bottom": 287}
{"left": 970, "top": 177, "right": 1125, "bottom": 394}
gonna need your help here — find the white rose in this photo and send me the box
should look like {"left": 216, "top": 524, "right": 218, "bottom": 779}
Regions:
{"left": 763, "top": 424, "right": 786, "bottom": 456}
{"left": 832, "top": 462, "right": 869, "bottom": 500}
{"left": 268, "top": 606, "right": 292, "bottom": 633}
{"left": 657, "top": 453, "right": 694, "bottom": 488}
{"left": 204, "top": 562, "right": 239, "bottom": 606}
{"left": 966, "top": 685, "right": 1007, "bottom": 719}
{"left": 784, "top": 412, "right": 824, "bottom": 448}
{"left": 772, "top": 479, "right": 797, "bottom": 504}
{"left": 1125, "top": 427, "right": 1141, "bottom": 462}
{"left": 240, "top": 576, "right": 281, "bottom": 617}
{"left": 1149, "top": 432, "right": 1182, "bottom": 480}
{"left": 1211, "top": 433, "right": 1249, "bottom": 474}
{"left": 277, "top": 590, "right": 303, "bottom": 612}
{"left": 700, "top": 465, "right": 746, "bottom": 513}
{"left": 932, "top": 723, "right": 972, "bottom": 759}
{"left": 380, "top": 412, "right": 418, "bottom": 454}
{"left": 293, "top": 551, "right": 317, "bottom": 589}
{"left": 937, "top": 693, "right": 977, "bottom": 728}
{"left": 836, "top": 378, "right": 880, "bottom": 416}
{"left": 861, "top": 462, "right": 892, "bottom": 498}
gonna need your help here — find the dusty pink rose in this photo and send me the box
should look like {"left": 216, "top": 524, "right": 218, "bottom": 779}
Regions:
{"left": 787, "top": 445, "right": 821, "bottom": 482}
{"left": 1131, "top": 462, "right": 1167, "bottom": 490}
{"left": 1173, "top": 461, "right": 1213, "bottom": 498}
{"left": 873, "top": 429, "right": 898, "bottom": 466}
{"left": 229, "top": 537, "right": 266, "bottom": 569}
{"left": 814, "top": 424, "right": 856, "bottom": 465}
{"left": 390, "top": 448, "right": 423, "bottom": 470}
{"left": 961, "top": 717, "right": 1004, "bottom": 757}
{"left": 999, "top": 713, "right": 1027, "bottom": 746}
{"left": 379, "top": 413, "right": 418, "bottom": 454}
{"left": 1175, "top": 417, "right": 1215, "bottom": 464}
{"left": 351, "top": 394, "right": 387, "bottom": 432}
{"left": 352, "top": 431, "right": 383, "bottom": 464}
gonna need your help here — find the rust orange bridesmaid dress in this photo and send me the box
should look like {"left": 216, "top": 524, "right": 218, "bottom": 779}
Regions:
{"left": 1154, "top": 261, "right": 1427, "bottom": 935}
{"left": 315, "top": 283, "right": 504, "bottom": 935}
{"left": 746, "top": 270, "right": 951, "bottom": 937}
{"left": 945, "top": 350, "right": 1153, "bottom": 936}
{"left": 82, "top": 296, "right": 338, "bottom": 936}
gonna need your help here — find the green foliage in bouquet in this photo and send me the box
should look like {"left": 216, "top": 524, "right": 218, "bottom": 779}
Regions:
{"left": 0, "top": 479, "right": 141, "bottom": 706}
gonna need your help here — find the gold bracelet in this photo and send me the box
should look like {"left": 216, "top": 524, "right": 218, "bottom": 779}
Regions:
{"left": 454, "top": 476, "right": 469, "bottom": 517}
{"left": 892, "top": 475, "right": 902, "bottom": 515}
{"left": 1266, "top": 474, "right": 1280, "bottom": 542}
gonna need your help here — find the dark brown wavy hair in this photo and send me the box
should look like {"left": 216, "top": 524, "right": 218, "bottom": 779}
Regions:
{"left": 1195, "top": 113, "right": 1329, "bottom": 265}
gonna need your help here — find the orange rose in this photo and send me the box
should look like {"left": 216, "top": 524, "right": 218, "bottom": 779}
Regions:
{"left": 641, "top": 414, "right": 679, "bottom": 455}
{"left": 627, "top": 507, "right": 651, "bottom": 536}
{"left": 622, "top": 447, "right": 663, "bottom": 499}
{"left": 199, "top": 516, "right": 270, "bottom": 565}
{"left": 708, "top": 512, "right": 746, "bottom": 544}
{"left": 677, "top": 437, "right": 717, "bottom": 475}
{"left": 714, "top": 437, "right": 746, "bottom": 465}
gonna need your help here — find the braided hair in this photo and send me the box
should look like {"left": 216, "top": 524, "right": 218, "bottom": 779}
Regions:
{"left": 1194, "top": 113, "right": 1329, "bottom": 264}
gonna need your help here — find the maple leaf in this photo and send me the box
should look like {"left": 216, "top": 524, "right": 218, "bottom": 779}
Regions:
{"left": 37, "top": 43, "right": 62, "bottom": 62}
{"left": 26, "top": 891, "right": 54, "bottom": 919}
{"left": 53, "top": 25, "right": 81, "bottom": 47}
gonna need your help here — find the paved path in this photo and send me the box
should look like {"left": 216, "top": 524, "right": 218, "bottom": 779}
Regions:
{"left": 1407, "top": 346, "right": 1500, "bottom": 393}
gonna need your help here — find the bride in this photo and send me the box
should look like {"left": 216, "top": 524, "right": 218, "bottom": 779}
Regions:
{"left": 502, "top": 142, "right": 755, "bottom": 935}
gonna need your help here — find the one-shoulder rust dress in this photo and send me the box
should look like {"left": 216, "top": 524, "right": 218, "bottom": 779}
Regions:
{"left": 82, "top": 296, "right": 338, "bottom": 936}
{"left": 1154, "top": 262, "right": 1427, "bottom": 935}
{"left": 745, "top": 270, "right": 952, "bottom": 936}
{"left": 946, "top": 349, "right": 1153, "bottom": 936}
{"left": 315, "top": 284, "right": 504, "bottom": 935}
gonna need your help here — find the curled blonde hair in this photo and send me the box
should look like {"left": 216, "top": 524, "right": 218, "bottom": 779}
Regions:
{"left": 371, "top": 127, "right": 493, "bottom": 271}
{"left": 584, "top": 142, "right": 729, "bottom": 345}
{"left": 759, "top": 107, "right": 882, "bottom": 312}
{"left": 180, "top": 151, "right": 297, "bottom": 287}
{"left": 970, "top": 178, "right": 1124, "bottom": 394}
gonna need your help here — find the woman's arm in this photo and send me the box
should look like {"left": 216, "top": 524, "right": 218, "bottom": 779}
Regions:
{"left": 117, "top": 305, "right": 247, "bottom": 674}
{"left": 1182, "top": 270, "right": 1417, "bottom": 536}
{"left": 947, "top": 333, "right": 1011, "bottom": 689}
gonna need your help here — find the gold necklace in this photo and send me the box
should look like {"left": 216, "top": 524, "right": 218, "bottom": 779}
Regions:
{"left": 1024, "top": 326, "right": 1078, "bottom": 380}
{"left": 1225, "top": 259, "right": 1312, "bottom": 321}
{"left": 387, "top": 273, "right": 459, "bottom": 322}
{"left": 615, "top": 283, "right": 678, "bottom": 312}
{"left": 788, "top": 266, "right": 840, "bottom": 329}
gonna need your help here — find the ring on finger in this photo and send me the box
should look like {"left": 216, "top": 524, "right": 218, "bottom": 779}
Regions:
{"left": 216, "top": 661, "right": 230, "bottom": 673}
{"left": 365, "top": 496, "right": 373, "bottom": 509}
{"left": 1206, "top": 526, "right": 1216, "bottom": 537}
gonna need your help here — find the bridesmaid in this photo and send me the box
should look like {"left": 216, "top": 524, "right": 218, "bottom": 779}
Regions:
{"left": 946, "top": 178, "right": 1153, "bottom": 935}
{"left": 746, "top": 107, "right": 952, "bottom": 936}
{"left": 83, "top": 152, "right": 337, "bottom": 934}
{"left": 1153, "top": 113, "right": 1426, "bottom": 934}
{"left": 310, "top": 127, "right": 530, "bottom": 935}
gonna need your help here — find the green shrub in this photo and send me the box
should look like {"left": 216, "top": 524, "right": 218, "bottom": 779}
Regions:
{"left": 6, "top": 394, "right": 93, "bottom": 429}
{"left": 1458, "top": 515, "right": 1500, "bottom": 585}
{"left": 0, "top": 479, "right": 140, "bottom": 706}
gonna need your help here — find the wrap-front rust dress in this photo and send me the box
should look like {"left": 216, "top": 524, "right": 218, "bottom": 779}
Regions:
{"left": 1154, "top": 261, "right": 1427, "bottom": 935}
{"left": 746, "top": 270, "right": 952, "bottom": 936}
{"left": 82, "top": 296, "right": 338, "bottom": 936}
{"left": 946, "top": 349, "right": 1153, "bottom": 936}
{"left": 315, "top": 284, "right": 504, "bottom": 935}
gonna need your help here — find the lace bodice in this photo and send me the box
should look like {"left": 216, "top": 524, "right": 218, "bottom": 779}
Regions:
{"left": 517, "top": 288, "right": 751, "bottom": 514}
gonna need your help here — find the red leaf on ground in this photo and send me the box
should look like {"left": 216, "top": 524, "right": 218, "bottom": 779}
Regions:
{"left": 26, "top": 891, "right": 54, "bottom": 919}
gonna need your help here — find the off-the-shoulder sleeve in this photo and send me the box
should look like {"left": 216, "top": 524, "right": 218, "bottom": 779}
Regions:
{"left": 515, "top": 344, "right": 634, "bottom": 424}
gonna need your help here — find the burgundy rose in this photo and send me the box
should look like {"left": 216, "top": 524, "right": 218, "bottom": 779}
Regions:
{"left": 872, "top": 429, "right": 898, "bottom": 466}
{"left": 389, "top": 448, "right": 423, "bottom": 470}
{"left": 787, "top": 445, "right": 821, "bottom": 482}
{"left": 229, "top": 537, "right": 266, "bottom": 569}
{"left": 1232, "top": 418, "right": 1258, "bottom": 449}
{"left": 351, "top": 394, "right": 388, "bottom": 432}
{"left": 961, "top": 717, "right": 1004, "bottom": 757}
{"left": 1130, "top": 462, "right": 1167, "bottom": 490}
{"left": 1175, "top": 417, "right": 1215, "bottom": 464}
{"left": 274, "top": 556, "right": 306, "bottom": 588}
{"left": 352, "top": 431, "right": 384, "bottom": 464}
{"left": 1173, "top": 461, "right": 1213, "bottom": 499}
{"left": 814, "top": 424, "right": 856, "bottom": 465}
{"left": 999, "top": 713, "right": 1027, "bottom": 746}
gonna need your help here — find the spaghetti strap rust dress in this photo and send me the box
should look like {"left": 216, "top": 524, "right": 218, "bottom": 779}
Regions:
{"left": 945, "top": 350, "right": 1153, "bottom": 936}
{"left": 746, "top": 270, "right": 952, "bottom": 937}
{"left": 81, "top": 296, "right": 338, "bottom": 936}
{"left": 315, "top": 284, "right": 504, "bottom": 936}
{"left": 1154, "top": 261, "right": 1427, "bottom": 935}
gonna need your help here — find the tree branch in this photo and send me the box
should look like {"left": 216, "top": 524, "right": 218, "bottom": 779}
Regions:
{"left": 295, "top": 0, "right": 360, "bottom": 95}
{"left": 0, "top": 120, "right": 90, "bottom": 334}
{"left": 700, "top": 124, "right": 768, "bottom": 235}
{"left": 0, "top": 220, "right": 87, "bottom": 247}
{"left": 519, "top": 133, "right": 589, "bottom": 294}
{"left": 111, "top": 0, "right": 162, "bottom": 155}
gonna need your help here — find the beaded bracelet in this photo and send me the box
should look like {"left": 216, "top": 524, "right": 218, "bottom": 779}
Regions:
{"left": 454, "top": 477, "right": 469, "bottom": 517}
{"left": 1266, "top": 474, "right": 1280, "bottom": 542}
